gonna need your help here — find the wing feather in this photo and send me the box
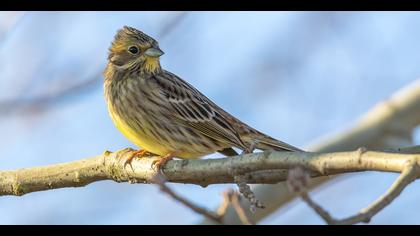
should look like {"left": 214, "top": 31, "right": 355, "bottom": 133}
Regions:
{"left": 152, "top": 72, "right": 247, "bottom": 149}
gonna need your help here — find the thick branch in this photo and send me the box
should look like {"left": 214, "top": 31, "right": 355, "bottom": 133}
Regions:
{"left": 1, "top": 148, "right": 420, "bottom": 197}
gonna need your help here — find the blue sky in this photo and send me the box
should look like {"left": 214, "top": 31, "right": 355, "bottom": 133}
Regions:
{"left": 1, "top": 11, "right": 420, "bottom": 224}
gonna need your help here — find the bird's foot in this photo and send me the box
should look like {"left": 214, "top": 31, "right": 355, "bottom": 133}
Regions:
{"left": 133, "top": 149, "right": 153, "bottom": 157}
{"left": 124, "top": 149, "right": 153, "bottom": 171}
{"left": 152, "top": 154, "right": 175, "bottom": 174}
{"left": 242, "top": 141, "right": 256, "bottom": 155}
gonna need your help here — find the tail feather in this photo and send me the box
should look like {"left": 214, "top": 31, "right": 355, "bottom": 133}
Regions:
{"left": 255, "top": 138, "right": 302, "bottom": 152}
{"left": 245, "top": 131, "right": 303, "bottom": 152}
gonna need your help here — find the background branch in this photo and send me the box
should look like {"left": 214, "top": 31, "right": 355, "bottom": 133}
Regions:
{"left": 201, "top": 79, "right": 420, "bottom": 224}
{"left": 152, "top": 172, "right": 223, "bottom": 224}
{"left": 299, "top": 162, "right": 418, "bottom": 224}
{"left": 0, "top": 12, "right": 188, "bottom": 117}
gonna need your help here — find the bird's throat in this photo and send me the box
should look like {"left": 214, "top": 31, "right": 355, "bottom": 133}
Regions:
{"left": 144, "top": 57, "right": 161, "bottom": 74}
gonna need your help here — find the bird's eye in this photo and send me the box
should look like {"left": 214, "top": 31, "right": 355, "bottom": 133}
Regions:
{"left": 128, "top": 46, "right": 139, "bottom": 54}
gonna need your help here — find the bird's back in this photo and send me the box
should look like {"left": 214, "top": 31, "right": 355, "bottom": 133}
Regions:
{"left": 155, "top": 70, "right": 302, "bottom": 153}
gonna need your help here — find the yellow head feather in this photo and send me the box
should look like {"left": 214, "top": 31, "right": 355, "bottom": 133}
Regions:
{"left": 107, "top": 26, "right": 162, "bottom": 74}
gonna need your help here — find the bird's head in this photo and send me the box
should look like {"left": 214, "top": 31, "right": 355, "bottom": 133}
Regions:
{"left": 107, "top": 26, "right": 164, "bottom": 74}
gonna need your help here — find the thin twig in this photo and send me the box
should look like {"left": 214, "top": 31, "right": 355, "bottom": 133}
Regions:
{"left": 216, "top": 190, "right": 232, "bottom": 217}
{"left": 299, "top": 192, "right": 337, "bottom": 224}
{"left": 229, "top": 190, "right": 254, "bottom": 225}
{"left": 0, "top": 73, "right": 101, "bottom": 116}
{"left": 152, "top": 172, "right": 223, "bottom": 224}
{"left": 234, "top": 175, "right": 265, "bottom": 212}
{"left": 0, "top": 12, "right": 188, "bottom": 116}
{"left": 217, "top": 189, "right": 254, "bottom": 225}
{"left": 157, "top": 12, "right": 188, "bottom": 38}
{"left": 296, "top": 162, "right": 418, "bottom": 224}
{"left": 0, "top": 12, "right": 26, "bottom": 51}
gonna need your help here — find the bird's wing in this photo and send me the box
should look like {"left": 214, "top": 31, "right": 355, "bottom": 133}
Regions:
{"left": 152, "top": 71, "right": 247, "bottom": 150}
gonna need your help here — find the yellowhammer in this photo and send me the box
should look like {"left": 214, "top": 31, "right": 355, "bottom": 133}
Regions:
{"left": 104, "top": 26, "right": 301, "bottom": 170}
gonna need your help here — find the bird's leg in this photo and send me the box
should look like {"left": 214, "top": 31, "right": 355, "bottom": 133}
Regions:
{"left": 152, "top": 153, "right": 175, "bottom": 174}
{"left": 242, "top": 141, "right": 256, "bottom": 155}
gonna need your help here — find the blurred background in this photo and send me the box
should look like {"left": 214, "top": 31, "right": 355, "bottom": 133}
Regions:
{"left": 1, "top": 11, "right": 420, "bottom": 224}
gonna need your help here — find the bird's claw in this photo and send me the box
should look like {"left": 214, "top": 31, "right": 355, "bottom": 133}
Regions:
{"left": 151, "top": 155, "right": 174, "bottom": 174}
{"left": 123, "top": 149, "right": 152, "bottom": 172}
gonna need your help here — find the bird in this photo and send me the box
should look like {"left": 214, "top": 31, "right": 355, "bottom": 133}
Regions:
{"left": 103, "top": 26, "right": 301, "bottom": 170}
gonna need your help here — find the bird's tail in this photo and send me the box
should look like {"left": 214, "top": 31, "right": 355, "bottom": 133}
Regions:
{"left": 244, "top": 130, "right": 303, "bottom": 152}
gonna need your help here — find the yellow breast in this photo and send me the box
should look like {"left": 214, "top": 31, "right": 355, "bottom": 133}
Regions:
{"left": 106, "top": 89, "right": 217, "bottom": 159}
{"left": 107, "top": 102, "right": 171, "bottom": 157}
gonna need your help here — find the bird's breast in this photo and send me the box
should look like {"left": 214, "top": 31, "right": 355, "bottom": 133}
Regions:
{"left": 104, "top": 76, "right": 224, "bottom": 159}
{"left": 105, "top": 77, "right": 163, "bottom": 152}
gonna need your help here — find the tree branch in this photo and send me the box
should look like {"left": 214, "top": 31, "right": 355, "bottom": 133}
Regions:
{"left": 1, "top": 147, "right": 420, "bottom": 197}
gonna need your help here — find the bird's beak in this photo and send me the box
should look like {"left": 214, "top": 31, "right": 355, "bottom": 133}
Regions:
{"left": 144, "top": 47, "right": 164, "bottom": 58}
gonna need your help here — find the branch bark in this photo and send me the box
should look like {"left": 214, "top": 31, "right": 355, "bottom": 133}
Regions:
{"left": 1, "top": 147, "right": 420, "bottom": 197}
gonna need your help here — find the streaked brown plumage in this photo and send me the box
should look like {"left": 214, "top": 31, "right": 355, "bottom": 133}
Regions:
{"left": 104, "top": 26, "right": 301, "bottom": 166}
